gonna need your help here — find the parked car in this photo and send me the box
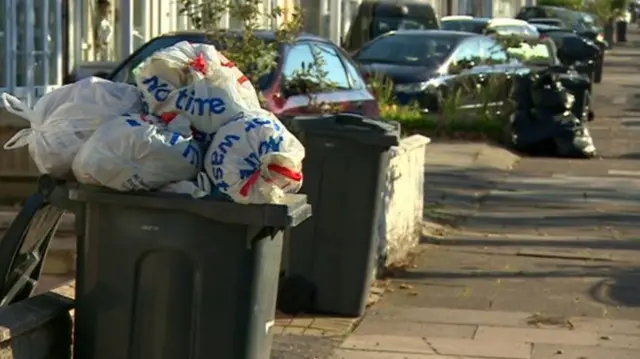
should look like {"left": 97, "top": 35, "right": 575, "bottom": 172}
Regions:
{"left": 532, "top": 24, "right": 601, "bottom": 82}
{"left": 105, "top": 31, "right": 379, "bottom": 118}
{"left": 515, "top": 6, "right": 606, "bottom": 81}
{"left": 342, "top": 0, "right": 439, "bottom": 53}
{"left": 352, "top": 30, "right": 524, "bottom": 114}
{"left": 441, "top": 16, "right": 539, "bottom": 37}
{"left": 527, "top": 18, "right": 567, "bottom": 27}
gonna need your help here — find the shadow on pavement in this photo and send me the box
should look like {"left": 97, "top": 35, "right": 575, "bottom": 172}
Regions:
{"left": 590, "top": 268, "right": 640, "bottom": 308}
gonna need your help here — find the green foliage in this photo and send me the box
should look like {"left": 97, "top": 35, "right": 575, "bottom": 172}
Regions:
{"left": 178, "top": 0, "right": 303, "bottom": 85}
{"left": 375, "top": 74, "right": 510, "bottom": 139}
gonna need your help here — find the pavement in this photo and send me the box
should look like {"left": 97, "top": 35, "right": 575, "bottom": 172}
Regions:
{"left": 326, "top": 27, "right": 640, "bottom": 359}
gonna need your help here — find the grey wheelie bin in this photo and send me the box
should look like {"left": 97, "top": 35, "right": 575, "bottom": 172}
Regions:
{"left": 278, "top": 113, "right": 399, "bottom": 317}
{"left": 68, "top": 186, "right": 311, "bottom": 359}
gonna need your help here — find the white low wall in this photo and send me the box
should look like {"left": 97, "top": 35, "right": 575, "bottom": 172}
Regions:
{"left": 376, "top": 135, "right": 430, "bottom": 274}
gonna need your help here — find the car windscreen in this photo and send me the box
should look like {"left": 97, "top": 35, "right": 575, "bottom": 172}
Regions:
{"left": 441, "top": 20, "right": 487, "bottom": 34}
{"left": 355, "top": 33, "right": 460, "bottom": 67}
{"left": 370, "top": 17, "right": 434, "bottom": 38}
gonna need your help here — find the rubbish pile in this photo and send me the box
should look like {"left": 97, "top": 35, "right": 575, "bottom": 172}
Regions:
{"left": 507, "top": 69, "right": 596, "bottom": 158}
{"left": 2, "top": 41, "right": 305, "bottom": 204}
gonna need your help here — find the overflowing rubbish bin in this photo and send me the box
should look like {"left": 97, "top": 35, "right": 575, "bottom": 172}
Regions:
{"left": 70, "top": 187, "right": 310, "bottom": 359}
{"left": 277, "top": 113, "right": 399, "bottom": 317}
{"left": 2, "top": 177, "right": 311, "bottom": 359}
{"left": 0, "top": 36, "right": 316, "bottom": 359}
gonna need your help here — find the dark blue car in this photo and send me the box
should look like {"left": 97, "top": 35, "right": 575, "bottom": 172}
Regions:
{"left": 352, "top": 29, "right": 526, "bottom": 113}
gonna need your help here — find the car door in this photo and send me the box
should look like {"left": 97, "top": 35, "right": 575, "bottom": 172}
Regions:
{"left": 445, "top": 38, "right": 481, "bottom": 110}
{"left": 477, "top": 37, "right": 515, "bottom": 113}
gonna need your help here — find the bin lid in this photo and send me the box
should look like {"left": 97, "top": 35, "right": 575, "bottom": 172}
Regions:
{"left": 281, "top": 113, "right": 400, "bottom": 148}
{"left": 68, "top": 186, "right": 312, "bottom": 228}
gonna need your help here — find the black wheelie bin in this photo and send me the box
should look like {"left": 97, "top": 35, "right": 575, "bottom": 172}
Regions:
{"left": 278, "top": 113, "right": 400, "bottom": 317}
{"left": 69, "top": 186, "right": 311, "bottom": 359}
{"left": 1, "top": 175, "right": 311, "bottom": 359}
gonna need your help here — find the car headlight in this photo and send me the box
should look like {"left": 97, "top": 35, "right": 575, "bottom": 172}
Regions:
{"left": 395, "top": 79, "right": 439, "bottom": 94}
{"left": 596, "top": 33, "right": 604, "bottom": 42}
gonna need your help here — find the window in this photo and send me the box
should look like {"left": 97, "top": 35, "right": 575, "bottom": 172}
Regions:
{"left": 340, "top": 54, "right": 366, "bottom": 89}
{"left": 312, "top": 44, "right": 351, "bottom": 90}
{"left": 478, "top": 38, "right": 508, "bottom": 65}
{"left": 356, "top": 34, "right": 459, "bottom": 67}
{"left": 451, "top": 39, "right": 479, "bottom": 68}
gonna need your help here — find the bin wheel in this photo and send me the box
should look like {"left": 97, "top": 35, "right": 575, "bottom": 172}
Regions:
{"left": 277, "top": 275, "right": 316, "bottom": 315}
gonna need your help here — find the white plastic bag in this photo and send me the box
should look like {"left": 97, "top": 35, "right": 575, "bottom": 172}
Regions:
{"left": 1, "top": 77, "right": 143, "bottom": 177}
{"left": 204, "top": 112, "right": 305, "bottom": 204}
{"left": 160, "top": 172, "right": 212, "bottom": 198}
{"left": 135, "top": 40, "right": 261, "bottom": 132}
{"left": 72, "top": 113, "right": 202, "bottom": 191}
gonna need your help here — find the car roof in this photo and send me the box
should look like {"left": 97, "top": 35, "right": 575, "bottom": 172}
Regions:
{"left": 442, "top": 16, "right": 491, "bottom": 23}
{"left": 487, "top": 18, "right": 530, "bottom": 27}
{"left": 441, "top": 15, "right": 473, "bottom": 21}
{"left": 533, "top": 23, "right": 573, "bottom": 31}
{"left": 384, "top": 29, "right": 476, "bottom": 38}
{"left": 528, "top": 18, "right": 563, "bottom": 22}
{"left": 162, "top": 30, "right": 333, "bottom": 44}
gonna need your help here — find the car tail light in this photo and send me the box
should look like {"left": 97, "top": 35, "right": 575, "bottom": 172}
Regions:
{"left": 362, "top": 72, "right": 372, "bottom": 83}
{"left": 272, "top": 92, "right": 286, "bottom": 109}
{"left": 539, "top": 34, "right": 548, "bottom": 40}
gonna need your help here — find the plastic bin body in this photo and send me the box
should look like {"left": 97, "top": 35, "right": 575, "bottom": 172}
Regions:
{"left": 280, "top": 114, "right": 399, "bottom": 316}
{"left": 70, "top": 188, "right": 311, "bottom": 359}
{"left": 617, "top": 21, "right": 628, "bottom": 42}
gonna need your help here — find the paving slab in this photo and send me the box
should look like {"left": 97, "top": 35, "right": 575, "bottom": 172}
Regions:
{"left": 531, "top": 344, "right": 640, "bottom": 359}
{"left": 340, "top": 335, "right": 435, "bottom": 354}
{"left": 426, "top": 337, "right": 532, "bottom": 359}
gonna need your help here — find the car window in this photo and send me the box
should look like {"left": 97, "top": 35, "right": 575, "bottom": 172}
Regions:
{"left": 451, "top": 39, "right": 479, "bottom": 69}
{"left": 281, "top": 42, "right": 350, "bottom": 94}
{"left": 505, "top": 41, "right": 553, "bottom": 65}
{"left": 282, "top": 43, "right": 317, "bottom": 85}
{"left": 311, "top": 43, "right": 351, "bottom": 90}
{"left": 517, "top": 7, "right": 546, "bottom": 20}
{"left": 355, "top": 34, "right": 460, "bottom": 67}
{"left": 336, "top": 49, "right": 366, "bottom": 89}
{"left": 442, "top": 20, "right": 488, "bottom": 34}
{"left": 110, "top": 35, "right": 204, "bottom": 83}
{"left": 478, "top": 37, "right": 508, "bottom": 65}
